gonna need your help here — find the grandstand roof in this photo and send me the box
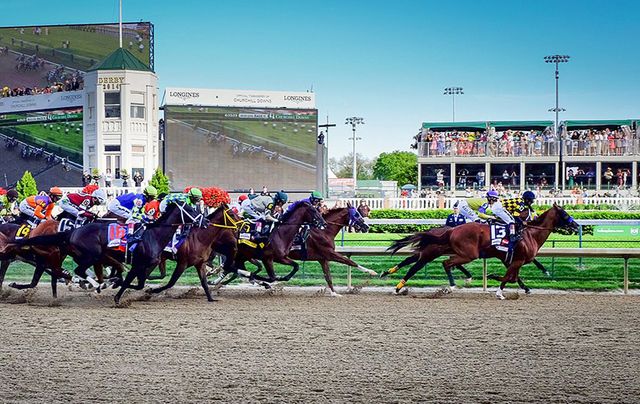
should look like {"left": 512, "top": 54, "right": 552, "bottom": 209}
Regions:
{"left": 563, "top": 119, "right": 634, "bottom": 130}
{"left": 488, "top": 121, "right": 553, "bottom": 130}
{"left": 88, "top": 48, "right": 151, "bottom": 72}
{"left": 422, "top": 121, "right": 487, "bottom": 131}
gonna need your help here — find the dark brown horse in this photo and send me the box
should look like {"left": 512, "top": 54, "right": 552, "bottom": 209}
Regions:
{"left": 287, "top": 204, "right": 376, "bottom": 297}
{"left": 146, "top": 205, "right": 241, "bottom": 301}
{"left": 224, "top": 201, "right": 326, "bottom": 285}
{"left": 385, "top": 204, "right": 578, "bottom": 299}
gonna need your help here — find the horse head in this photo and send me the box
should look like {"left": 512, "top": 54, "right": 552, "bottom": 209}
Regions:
{"left": 281, "top": 201, "right": 326, "bottom": 230}
{"left": 551, "top": 203, "right": 579, "bottom": 233}
{"left": 347, "top": 202, "right": 369, "bottom": 233}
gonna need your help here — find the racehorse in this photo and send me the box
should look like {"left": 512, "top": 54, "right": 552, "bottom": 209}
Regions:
{"left": 146, "top": 205, "right": 241, "bottom": 301}
{"left": 286, "top": 204, "right": 377, "bottom": 297}
{"left": 385, "top": 204, "right": 578, "bottom": 299}
{"left": 114, "top": 202, "right": 205, "bottom": 304}
{"left": 228, "top": 201, "right": 326, "bottom": 285}
{"left": 0, "top": 220, "right": 72, "bottom": 297}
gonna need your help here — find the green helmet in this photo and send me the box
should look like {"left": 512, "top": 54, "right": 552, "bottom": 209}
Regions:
{"left": 310, "top": 191, "right": 323, "bottom": 201}
{"left": 274, "top": 191, "right": 288, "bottom": 204}
{"left": 143, "top": 185, "right": 158, "bottom": 198}
{"left": 188, "top": 187, "right": 203, "bottom": 199}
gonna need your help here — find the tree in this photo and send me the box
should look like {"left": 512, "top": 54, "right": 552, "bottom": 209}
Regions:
{"left": 149, "top": 168, "right": 170, "bottom": 194}
{"left": 329, "top": 153, "right": 375, "bottom": 180}
{"left": 16, "top": 171, "right": 38, "bottom": 202}
{"left": 373, "top": 151, "right": 418, "bottom": 186}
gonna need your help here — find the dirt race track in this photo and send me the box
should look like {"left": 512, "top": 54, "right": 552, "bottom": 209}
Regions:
{"left": 1, "top": 286, "right": 639, "bottom": 403}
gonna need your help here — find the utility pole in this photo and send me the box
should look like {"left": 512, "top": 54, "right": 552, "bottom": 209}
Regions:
{"left": 319, "top": 117, "right": 336, "bottom": 198}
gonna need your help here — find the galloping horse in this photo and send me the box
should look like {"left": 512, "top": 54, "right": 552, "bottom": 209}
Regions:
{"left": 385, "top": 204, "right": 578, "bottom": 299}
{"left": 0, "top": 220, "right": 72, "bottom": 297}
{"left": 287, "top": 204, "right": 377, "bottom": 297}
{"left": 146, "top": 205, "right": 241, "bottom": 301}
{"left": 114, "top": 202, "right": 205, "bottom": 304}
{"left": 230, "top": 201, "right": 326, "bottom": 285}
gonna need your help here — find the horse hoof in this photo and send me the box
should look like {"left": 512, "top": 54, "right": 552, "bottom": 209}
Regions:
{"left": 525, "top": 289, "right": 531, "bottom": 295}
{"left": 496, "top": 292, "right": 506, "bottom": 300}
{"left": 8, "top": 282, "right": 16, "bottom": 288}
{"left": 330, "top": 291, "right": 343, "bottom": 298}
{"left": 464, "top": 277, "right": 473, "bottom": 285}
{"left": 367, "top": 270, "right": 378, "bottom": 277}
{"left": 379, "top": 272, "right": 388, "bottom": 279}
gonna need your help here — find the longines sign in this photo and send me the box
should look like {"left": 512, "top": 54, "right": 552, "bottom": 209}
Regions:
{"left": 164, "top": 88, "right": 316, "bottom": 109}
{"left": 0, "top": 90, "right": 83, "bottom": 114}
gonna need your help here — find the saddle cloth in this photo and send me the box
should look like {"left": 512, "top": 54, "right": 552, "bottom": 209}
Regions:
{"left": 107, "top": 223, "right": 128, "bottom": 251}
{"left": 490, "top": 223, "right": 509, "bottom": 252}
{"left": 15, "top": 224, "right": 32, "bottom": 240}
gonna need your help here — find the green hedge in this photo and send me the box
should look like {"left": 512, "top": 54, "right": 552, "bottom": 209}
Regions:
{"left": 368, "top": 209, "right": 640, "bottom": 234}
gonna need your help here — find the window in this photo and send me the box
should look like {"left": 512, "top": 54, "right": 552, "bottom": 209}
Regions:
{"left": 105, "top": 145, "right": 121, "bottom": 152}
{"left": 130, "top": 91, "right": 145, "bottom": 119}
{"left": 104, "top": 92, "right": 121, "bottom": 118}
{"left": 132, "top": 145, "right": 145, "bottom": 153}
{"left": 88, "top": 146, "right": 95, "bottom": 153}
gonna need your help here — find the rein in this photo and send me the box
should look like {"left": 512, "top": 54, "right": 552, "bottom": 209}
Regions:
{"left": 210, "top": 209, "right": 244, "bottom": 230}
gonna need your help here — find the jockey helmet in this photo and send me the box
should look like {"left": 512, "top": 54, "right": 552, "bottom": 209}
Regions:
{"left": 6, "top": 189, "right": 18, "bottom": 201}
{"left": 143, "top": 185, "right": 158, "bottom": 198}
{"left": 522, "top": 190, "right": 536, "bottom": 203}
{"left": 486, "top": 190, "right": 499, "bottom": 200}
{"left": 238, "top": 194, "right": 248, "bottom": 203}
{"left": 49, "top": 187, "right": 63, "bottom": 197}
{"left": 188, "top": 187, "right": 203, "bottom": 200}
{"left": 273, "top": 191, "right": 288, "bottom": 205}
{"left": 310, "top": 191, "right": 323, "bottom": 203}
{"left": 91, "top": 188, "right": 107, "bottom": 205}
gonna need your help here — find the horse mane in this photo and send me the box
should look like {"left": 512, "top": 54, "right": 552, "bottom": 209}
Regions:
{"left": 323, "top": 206, "right": 347, "bottom": 217}
{"left": 206, "top": 203, "right": 228, "bottom": 220}
{"left": 528, "top": 205, "right": 558, "bottom": 226}
{"left": 279, "top": 201, "right": 311, "bottom": 223}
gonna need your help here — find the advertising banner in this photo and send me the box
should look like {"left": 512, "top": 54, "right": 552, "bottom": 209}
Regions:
{"left": 0, "top": 90, "right": 83, "bottom": 114}
{"left": 164, "top": 88, "right": 316, "bottom": 109}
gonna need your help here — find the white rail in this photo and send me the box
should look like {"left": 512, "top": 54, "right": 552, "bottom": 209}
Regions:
{"left": 336, "top": 246, "right": 640, "bottom": 294}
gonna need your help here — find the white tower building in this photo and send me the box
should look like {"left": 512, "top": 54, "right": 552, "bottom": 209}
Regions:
{"left": 82, "top": 48, "right": 158, "bottom": 186}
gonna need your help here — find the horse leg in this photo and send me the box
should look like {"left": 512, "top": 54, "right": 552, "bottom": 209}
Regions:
{"left": 10, "top": 263, "right": 45, "bottom": 290}
{"left": 147, "top": 256, "right": 167, "bottom": 280}
{"left": 275, "top": 257, "right": 300, "bottom": 282}
{"left": 516, "top": 277, "right": 531, "bottom": 294}
{"left": 441, "top": 256, "right": 474, "bottom": 292}
{"left": 532, "top": 259, "right": 550, "bottom": 277}
{"left": 318, "top": 260, "right": 340, "bottom": 297}
{"left": 0, "top": 259, "right": 10, "bottom": 288}
{"left": 382, "top": 254, "right": 418, "bottom": 278}
{"left": 115, "top": 267, "right": 139, "bottom": 304}
{"left": 495, "top": 262, "right": 524, "bottom": 300}
{"left": 456, "top": 264, "right": 473, "bottom": 285}
{"left": 395, "top": 258, "right": 430, "bottom": 293}
{"left": 319, "top": 250, "right": 377, "bottom": 276}
{"left": 148, "top": 260, "right": 187, "bottom": 295}
{"left": 195, "top": 263, "right": 216, "bottom": 302}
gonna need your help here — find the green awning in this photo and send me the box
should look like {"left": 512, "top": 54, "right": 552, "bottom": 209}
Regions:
{"left": 422, "top": 121, "right": 487, "bottom": 132}
{"left": 488, "top": 121, "right": 553, "bottom": 131}
{"left": 562, "top": 120, "right": 634, "bottom": 130}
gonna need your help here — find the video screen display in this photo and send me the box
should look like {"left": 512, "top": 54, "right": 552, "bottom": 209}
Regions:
{"left": 0, "top": 22, "right": 153, "bottom": 90}
{"left": 0, "top": 108, "right": 83, "bottom": 163}
{"left": 164, "top": 106, "right": 318, "bottom": 191}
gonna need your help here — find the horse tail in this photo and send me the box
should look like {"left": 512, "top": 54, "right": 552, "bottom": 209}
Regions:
{"left": 12, "top": 232, "right": 71, "bottom": 247}
{"left": 386, "top": 229, "right": 451, "bottom": 255}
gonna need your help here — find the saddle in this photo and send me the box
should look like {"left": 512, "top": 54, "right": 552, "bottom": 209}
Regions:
{"left": 291, "top": 225, "right": 311, "bottom": 251}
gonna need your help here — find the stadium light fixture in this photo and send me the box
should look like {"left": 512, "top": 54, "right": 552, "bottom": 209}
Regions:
{"left": 319, "top": 119, "right": 336, "bottom": 197}
{"left": 345, "top": 117, "right": 364, "bottom": 195}
{"left": 443, "top": 87, "right": 464, "bottom": 122}
{"left": 545, "top": 54, "right": 570, "bottom": 187}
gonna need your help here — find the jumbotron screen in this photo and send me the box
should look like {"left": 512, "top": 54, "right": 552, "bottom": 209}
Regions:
{"left": 163, "top": 106, "right": 318, "bottom": 191}
{"left": 0, "top": 22, "right": 153, "bottom": 90}
{"left": 0, "top": 108, "right": 83, "bottom": 163}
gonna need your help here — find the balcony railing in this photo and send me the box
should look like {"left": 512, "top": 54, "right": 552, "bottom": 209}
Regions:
{"left": 418, "top": 139, "right": 639, "bottom": 158}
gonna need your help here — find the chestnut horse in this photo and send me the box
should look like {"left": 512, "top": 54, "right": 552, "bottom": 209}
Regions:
{"left": 286, "top": 204, "right": 377, "bottom": 297}
{"left": 385, "top": 205, "right": 578, "bottom": 299}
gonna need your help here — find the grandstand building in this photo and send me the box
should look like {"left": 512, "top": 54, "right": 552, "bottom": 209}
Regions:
{"left": 416, "top": 120, "right": 639, "bottom": 194}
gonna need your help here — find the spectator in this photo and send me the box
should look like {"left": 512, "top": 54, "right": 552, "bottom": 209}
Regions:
{"left": 133, "top": 171, "right": 143, "bottom": 187}
{"left": 105, "top": 169, "right": 112, "bottom": 187}
{"left": 446, "top": 205, "right": 466, "bottom": 227}
{"left": 567, "top": 169, "right": 575, "bottom": 189}
{"left": 603, "top": 167, "right": 614, "bottom": 188}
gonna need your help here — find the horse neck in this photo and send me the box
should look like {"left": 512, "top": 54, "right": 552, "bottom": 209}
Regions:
{"left": 526, "top": 210, "right": 556, "bottom": 248}
{"left": 273, "top": 207, "right": 309, "bottom": 246}
{"left": 148, "top": 207, "right": 184, "bottom": 245}
{"left": 322, "top": 209, "right": 349, "bottom": 237}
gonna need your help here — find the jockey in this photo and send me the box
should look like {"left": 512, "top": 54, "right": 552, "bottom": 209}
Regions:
{"left": 159, "top": 187, "right": 202, "bottom": 214}
{"left": 18, "top": 187, "right": 63, "bottom": 225}
{"left": 58, "top": 188, "right": 107, "bottom": 224}
{"left": 0, "top": 189, "right": 19, "bottom": 217}
{"left": 243, "top": 190, "right": 288, "bottom": 238}
{"left": 285, "top": 191, "right": 323, "bottom": 215}
{"left": 454, "top": 190, "right": 501, "bottom": 223}
{"left": 231, "top": 194, "right": 248, "bottom": 215}
{"left": 107, "top": 185, "right": 158, "bottom": 223}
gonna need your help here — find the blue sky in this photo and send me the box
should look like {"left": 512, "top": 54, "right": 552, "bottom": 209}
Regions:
{"left": 3, "top": 0, "right": 639, "bottom": 159}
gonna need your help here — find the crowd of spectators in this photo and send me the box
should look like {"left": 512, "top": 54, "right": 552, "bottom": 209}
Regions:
{"left": 564, "top": 127, "right": 634, "bottom": 156}
{"left": 418, "top": 128, "right": 557, "bottom": 157}
{"left": 1, "top": 78, "right": 82, "bottom": 98}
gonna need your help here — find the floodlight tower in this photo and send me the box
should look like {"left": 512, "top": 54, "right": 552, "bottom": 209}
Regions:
{"left": 444, "top": 87, "right": 464, "bottom": 122}
{"left": 345, "top": 117, "right": 364, "bottom": 195}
